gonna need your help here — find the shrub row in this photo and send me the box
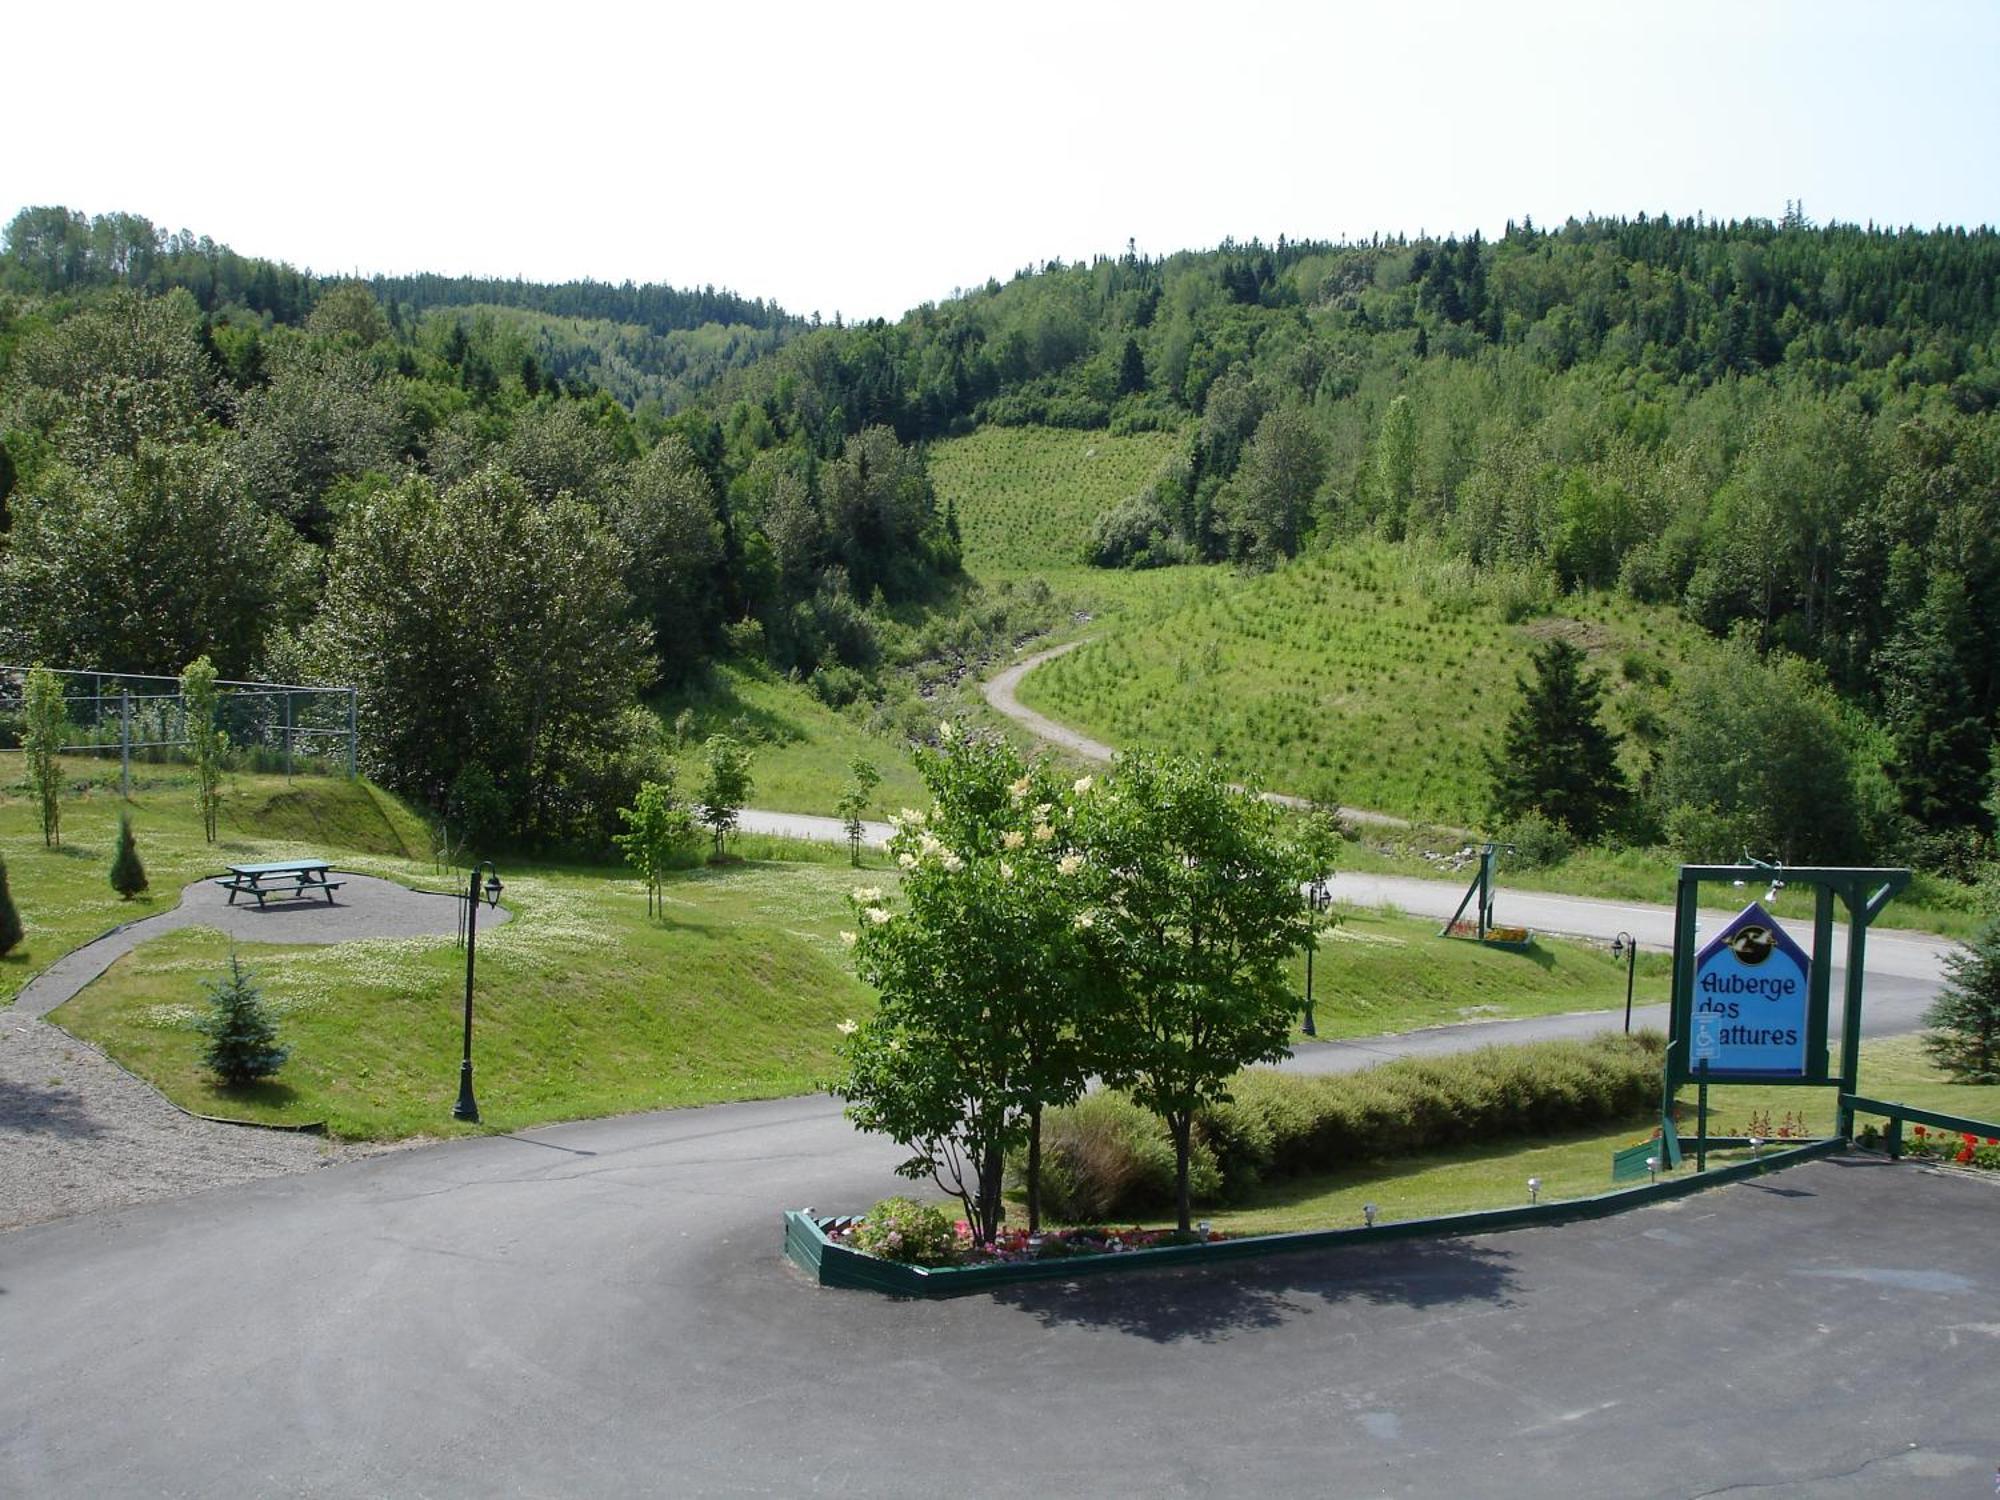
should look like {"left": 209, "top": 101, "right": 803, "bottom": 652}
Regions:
{"left": 1023, "top": 1032, "right": 1664, "bottom": 1223}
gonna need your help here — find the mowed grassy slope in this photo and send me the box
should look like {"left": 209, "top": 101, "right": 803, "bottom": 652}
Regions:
{"left": 55, "top": 857, "right": 877, "bottom": 1139}
{"left": 0, "top": 755, "right": 431, "bottom": 1004}
{"left": 654, "top": 662, "right": 929, "bottom": 816}
{"left": 1015, "top": 542, "right": 1706, "bottom": 823}
{"left": 928, "top": 425, "right": 1186, "bottom": 576}
{"left": 1286, "top": 907, "right": 1672, "bottom": 1039}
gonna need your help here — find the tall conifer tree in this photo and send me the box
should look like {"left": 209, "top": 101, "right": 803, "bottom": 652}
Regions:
{"left": 1487, "top": 638, "right": 1629, "bottom": 841}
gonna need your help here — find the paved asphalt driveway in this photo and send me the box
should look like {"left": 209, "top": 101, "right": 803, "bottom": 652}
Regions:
{"left": 3, "top": 1094, "right": 1996, "bottom": 1498}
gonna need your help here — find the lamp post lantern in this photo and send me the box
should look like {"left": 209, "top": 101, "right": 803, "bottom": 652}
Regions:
{"left": 1611, "top": 930, "right": 1637, "bottom": 1035}
{"left": 453, "top": 861, "right": 503, "bottom": 1123}
{"left": 1302, "top": 875, "right": 1332, "bottom": 1037}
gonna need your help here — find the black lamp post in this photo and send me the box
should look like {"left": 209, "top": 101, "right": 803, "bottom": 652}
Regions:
{"left": 1302, "top": 876, "right": 1333, "bottom": 1037}
{"left": 453, "top": 861, "right": 504, "bottom": 1123}
{"left": 1611, "top": 930, "right": 1637, "bottom": 1035}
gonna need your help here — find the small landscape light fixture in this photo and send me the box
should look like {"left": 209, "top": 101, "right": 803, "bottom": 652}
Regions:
{"left": 1527, "top": 1176, "right": 1542, "bottom": 1204}
{"left": 1765, "top": 879, "right": 1784, "bottom": 904}
{"left": 1646, "top": 1156, "right": 1660, "bottom": 1184}
{"left": 1197, "top": 1221, "right": 1211, "bottom": 1235}
{"left": 1749, "top": 1136, "right": 1764, "bottom": 1159}
{"left": 1362, "top": 1203, "right": 1378, "bottom": 1228}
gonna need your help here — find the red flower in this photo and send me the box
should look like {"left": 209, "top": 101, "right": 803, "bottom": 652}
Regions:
{"left": 1987, "top": 1138, "right": 1998, "bottom": 1146}
{"left": 1913, "top": 1125, "right": 1926, "bottom": 1136}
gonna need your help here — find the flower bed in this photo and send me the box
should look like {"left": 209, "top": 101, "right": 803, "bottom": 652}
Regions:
{"left": 1442, "top": 921, "right": 1533, "bottom": 950}
{"left": 784, "top": 1136, "right": 1846, "bottom": 1298}
{"left": 1893, "top": 1125, "right": 2000, "bottom": 1169}
{"left": 823, "top": 1212, "right": 1227, "bottom": 1267}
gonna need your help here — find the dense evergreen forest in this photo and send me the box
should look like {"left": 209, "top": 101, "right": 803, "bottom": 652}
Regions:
{"left": 1, "top": 204, "right": 1995, "bottom": 872}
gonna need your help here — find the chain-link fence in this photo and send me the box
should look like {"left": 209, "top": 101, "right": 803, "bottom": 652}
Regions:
{"left": 0, "top": 666, "right": 357, "bottom": 792}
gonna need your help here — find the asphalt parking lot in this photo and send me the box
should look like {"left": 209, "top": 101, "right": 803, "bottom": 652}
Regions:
{"left": 2, "top": 1096, "right": 1994, "bottom": 1498}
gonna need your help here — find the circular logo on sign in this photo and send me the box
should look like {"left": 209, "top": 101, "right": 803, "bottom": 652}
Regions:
{"left": 1728, "top": 925, "right": 1776, "bottom": 966}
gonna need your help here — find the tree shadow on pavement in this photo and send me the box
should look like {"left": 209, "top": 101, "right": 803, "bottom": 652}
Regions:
{"left": 986, "top": 1236, "right": 1518, "bottom": 1344}
{"left": 0, "top": 1078, "right": 106, "bottom": 1138}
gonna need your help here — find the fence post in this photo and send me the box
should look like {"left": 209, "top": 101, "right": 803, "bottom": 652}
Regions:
{"left": 284, "top": 692, "right": 293, "bottom": 780}
{"left": 120, "top": 690, "right": 132, "bottom": 799}
{"left": 347, "top": 688, "right": 358, "bottom": 779}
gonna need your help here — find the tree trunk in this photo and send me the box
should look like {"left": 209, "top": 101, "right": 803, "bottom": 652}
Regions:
{"left": 976, "top": 1147, "right": 1006, "bottom": 1244}
{"left": 1027, "top": 1107, "right": 1043, "bottom": 1234}
{"left": 1170, "top": 1112, "right": 1193, "bottom": 1233}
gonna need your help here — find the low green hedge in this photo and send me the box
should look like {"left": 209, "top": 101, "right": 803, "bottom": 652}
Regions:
{"left": 1022, "top": 1032, "right": 1664, "bottom": 1222}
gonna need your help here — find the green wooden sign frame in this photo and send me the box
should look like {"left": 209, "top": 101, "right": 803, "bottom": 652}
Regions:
{"left": 1662, "top": 864, "right": 1909, "bottom": 1139}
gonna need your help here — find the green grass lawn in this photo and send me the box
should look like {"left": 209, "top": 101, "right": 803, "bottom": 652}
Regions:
{"left": 1013, "top": 540, "right": 1707, "bottom": 823}
{"left": 1284, "top": 907, "right": 1673, "bottom": 1039}
{"left": 0, "top": 754, "right": 432, "bottom": 1004}
{"left": 653, "top": 662, "right": 929, "bottom": 816}
{"left": 929, "top": 425, "right": 1186, "bottom": 576}
{"left": 53, "top": 855, "right": 881, "bottom": 1139}
{"left": 1194, "top": 1035, "right": 1998, "bottom": 1236}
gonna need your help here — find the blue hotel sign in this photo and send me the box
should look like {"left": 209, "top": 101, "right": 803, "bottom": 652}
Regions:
{"left": 1690, "top": 903, "right": 1811, "bottom": 1078}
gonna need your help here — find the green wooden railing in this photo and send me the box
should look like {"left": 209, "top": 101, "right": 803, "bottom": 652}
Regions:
{"left": 1843, "top": 1093, "right": 2000, "bottom": 1159}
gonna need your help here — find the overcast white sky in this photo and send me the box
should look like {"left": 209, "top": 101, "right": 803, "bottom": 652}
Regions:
{"left": 8, "top": 0, "right": 1997, "bottom": 322}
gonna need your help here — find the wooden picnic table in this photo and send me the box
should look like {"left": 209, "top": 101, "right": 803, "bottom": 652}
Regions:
{"left": 219, "top": 859, "right": 345, "bottom": 907}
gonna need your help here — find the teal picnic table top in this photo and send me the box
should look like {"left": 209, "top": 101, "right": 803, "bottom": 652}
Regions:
{"left": 227, "top": 859, "right": 332, "bottom": 878}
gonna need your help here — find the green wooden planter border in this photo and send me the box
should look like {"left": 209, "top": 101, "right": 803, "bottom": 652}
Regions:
{"left": 784, "top": 1136, "right": 1845, "bottom": 1298}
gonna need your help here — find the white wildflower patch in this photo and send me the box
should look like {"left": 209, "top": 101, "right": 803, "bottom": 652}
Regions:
{"left": 1008, "top": 775, "right": 1032, "bottom": 802}
{"left": 1072, "top": 775, "right": 1094, "bottom": 795}
{"left": 1073, "top": 910, "right": 1096, "bottom": 930}
{"left": 999, "top": 861, "right": 1014, "bottom": 881}
{"left": 864, "top": 906, "right": 892, "bottom": 925}
{"left": 851, "top": 887, "right": 884, "bottom": 905}
{"left": 1033, "top": 823, "right": 1055, "bottom": 843}
{"left": 897, "top": 852, "right": 918, "bottom": 869}
{"left": 1001, "top": 829, "right": 1025, "bottom": 850}
{"left": 839, "top": 930, "right": 858, "bottom": 948}
{"left": 939, "top": 850, "right": 964, "bottom": 873}
{"left": 836, "top": 1018, "right": 859, "bottom": 1035}
{"left": 938, "top": 719, "right": 957, "bottom": 743}
{"left": 1058, "top": 853, "right": 1085, "bottom": 877}
{"left": 1033, "top": 803, "right": 1053, "bottom": 822}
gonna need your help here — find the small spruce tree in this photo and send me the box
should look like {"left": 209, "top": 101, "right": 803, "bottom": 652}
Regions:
{"left": 109, "top": 811, "right": 149, "bottom": 899}
{"left": 0, "top": 855, "right": 23, "bottom": 958}
{"left": 1487, "top": 637, "right": 1630, "bottom": 842}
{"left": 1923, "top": 920, "right": 2000, "bottom": 1084}
{"left": 195, "top": 953, "right": 289, "bottom": 1087}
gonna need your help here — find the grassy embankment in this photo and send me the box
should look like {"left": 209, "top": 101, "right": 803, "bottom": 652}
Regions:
{"left": 18, "top": 741, "right": 1963, "bottom": 1171}
{"left": 652, "top": 662, "right": 929, "bottom": 816}
{"left": 3, "top": 757, "right": 877, "bottom": 1137}
{"left": 1146, "top": 1037, "right": 2000, "bottom": 1236}
{"left": 9, "top": 758, "right": 1665, "bottom": 1140}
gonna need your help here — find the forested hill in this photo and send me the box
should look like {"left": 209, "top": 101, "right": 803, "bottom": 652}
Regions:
{"left": 2, "top": 202, "right": 1997, "bottom": 867}
{"left": 0, "top": 206, "right": 800, "bottom": 412}
{"left": 366, "top": 273, "right": 795, "bottom": 337}
{"left": 681, "top": 212, "right": 1999, "bottom": 857}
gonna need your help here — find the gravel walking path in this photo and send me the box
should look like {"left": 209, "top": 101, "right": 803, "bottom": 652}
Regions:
{"left": 1, "top": 873, "right": 508, "bottom": 1232}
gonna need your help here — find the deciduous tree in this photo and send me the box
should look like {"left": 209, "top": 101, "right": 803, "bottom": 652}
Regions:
{"left": 836, "top": 730, "right": 1094, "bottom": 1238}
{"left": 1074, "top": 754, "right": 1328, "bottom": 1231}
{"left": 22, "top": 665, "right": 67, "bottom": 848}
